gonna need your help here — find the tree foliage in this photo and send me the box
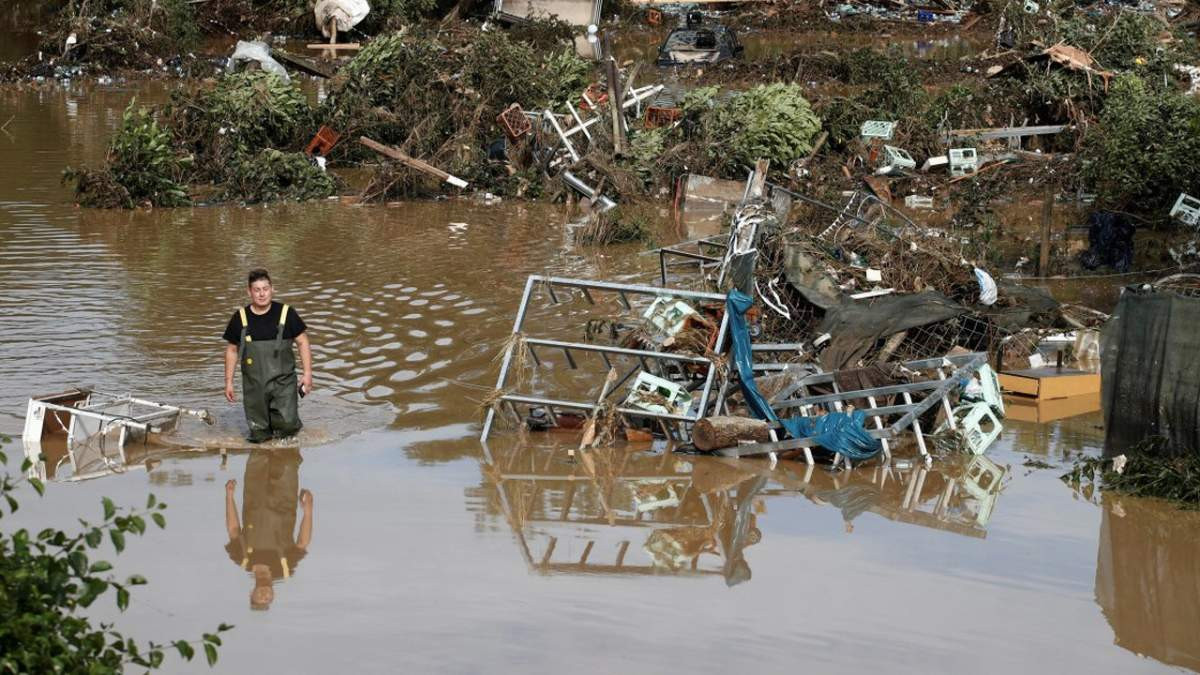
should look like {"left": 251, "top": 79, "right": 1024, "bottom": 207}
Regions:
{"left": 1082, "top": 74, "right": 1200, "bottom": 212}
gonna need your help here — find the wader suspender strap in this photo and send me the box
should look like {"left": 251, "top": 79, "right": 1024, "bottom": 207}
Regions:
{"left": 237, "top": 307, "right": 249, "bottom": 364}
{"left": 274, "top": 305, "right": 290, "bottom": 356}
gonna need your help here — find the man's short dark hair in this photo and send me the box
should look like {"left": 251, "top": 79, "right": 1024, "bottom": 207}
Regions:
{"left": 248, "top": 268, "right": 271, "bottom": 286}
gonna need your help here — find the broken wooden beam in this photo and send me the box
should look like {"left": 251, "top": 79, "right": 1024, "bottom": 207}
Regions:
{"left": 272, "top": 49, "right": 336, "bottom": 78}
{"left": 358, "top": 136, "right": 469, "bottom": 189}
{"left": 606, "top": 54, "right": 627, "bottom": 155}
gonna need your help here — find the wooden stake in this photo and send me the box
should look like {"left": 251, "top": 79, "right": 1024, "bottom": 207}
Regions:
{"left": 358, "top": 136, "right": 469, "bottom": 189}
{"left": 749, "top": 159, "right": 770, "bottom": 198}
{"left": 574, "top": 368, "right": 619, "bottom": 458}
{"left": 1039, "top": 192, "right": 1053, "bottom": 277}
{"left": 605, "top": 39, "right": 627, "bottom": 156}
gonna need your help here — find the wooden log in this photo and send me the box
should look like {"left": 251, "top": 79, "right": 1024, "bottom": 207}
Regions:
{"left": 1039, "top": 192, "right": 1053, "bottom": 277}
{"left": 693, "top": 416, "right": 772, "bottom": 451}
{"left": 605, "top": 45, "right": 627, "bottom": 156}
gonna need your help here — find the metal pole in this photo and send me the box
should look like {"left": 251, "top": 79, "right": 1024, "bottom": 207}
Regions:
{"left": 481, "top": 276, "right": 537, "bottom": 441}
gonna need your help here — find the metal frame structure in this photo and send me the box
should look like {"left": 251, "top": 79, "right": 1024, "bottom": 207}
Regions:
{"left": 656, "top": 234, "right": 728, "bottom": 288}
{"left": 710, "top": 352, "right": 988, "bottom": 465}
{"left": 477, "top": 444, "right": 1007, "bottom": 585}
{"left": 480, "top": 276, "right": 731, "bottom": 442}
{"left": 22, "top": 389, "right": 210, "bottom": 481}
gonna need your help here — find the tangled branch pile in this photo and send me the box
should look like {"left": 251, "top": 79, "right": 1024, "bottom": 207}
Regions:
{"left": 323, "top": 27, "right": 591, "bottom": 194}
{"left": 67, "top": 71, "right": 331, "bottom": 206}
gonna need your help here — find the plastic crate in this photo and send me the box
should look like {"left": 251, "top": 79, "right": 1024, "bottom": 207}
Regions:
{"left": 645, "top": 106, "right": 683, "bottom": 129}
{"left": 949, "top": 147, "right": 978, "bottom": 177}
{"left": 860, "top": 120, "right": 896, "bottom": 140}
{"left": 304, "top": 125, "right": 341, "bottom": 156}
{"left": 882, "top": 145, "right": 916, "bottom": 170}
{"left": 1170, "top": 192, "right": 1200, "bottom": 227}
{"left": 496, "top": 103, "right": 531, "bottom": 141}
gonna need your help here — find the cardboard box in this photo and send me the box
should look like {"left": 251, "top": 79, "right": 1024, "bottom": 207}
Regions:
{"left": 1003, "top": 392, "right": 1101, "bottom": 423}
{"left": 998, "top": 367, "right": 1100, "bottom": 400}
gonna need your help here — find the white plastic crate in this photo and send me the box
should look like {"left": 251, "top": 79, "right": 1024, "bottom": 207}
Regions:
{"left": 882, "top": 145, "right": 916, "bottom": 170}
{"left": 1170, "top": 192, "right": 1200, "bottom": 227}
{"left": 948, "top": 147, "right": 978, "bottom": 177}
{"left": 860, "top": 120, "right": 896, "bottom": 140}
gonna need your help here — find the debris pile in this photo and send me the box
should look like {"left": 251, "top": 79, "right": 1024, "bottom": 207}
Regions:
{"left": 478, "top": 165, "right": 1069, "bottom": 468}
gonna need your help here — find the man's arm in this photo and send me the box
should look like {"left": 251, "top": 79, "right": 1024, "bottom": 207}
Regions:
{"left": 296, "top": 489, "right": 313, "bottom": 551}
{"left": 295, "top": 332, "right": 313, "bottom": 394}
{"left": 224, "top": 343, "right": 238, "bottom": 402}
{"left": 225, "top": 480, "right": 241, "bottom": 541}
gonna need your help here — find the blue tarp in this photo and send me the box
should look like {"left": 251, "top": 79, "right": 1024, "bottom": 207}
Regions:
{"left": 726, "top": 290, "right": 883, "bottom": 461}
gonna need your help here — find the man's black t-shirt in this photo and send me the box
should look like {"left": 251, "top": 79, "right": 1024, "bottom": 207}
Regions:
{"left": 222, "top": 301, "right": 307, "bottom": 345}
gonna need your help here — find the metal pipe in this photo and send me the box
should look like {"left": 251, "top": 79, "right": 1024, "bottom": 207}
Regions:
{"left": 499, "top": 393, "right": 701, "bottom": 422}
{"left": 523, "top": 337, "right": 713, "bottom": 364}
{"left": 534, "top": 275, "right": 726, "bottom": 303}
{"left": 480, "top": 276, "right": 537, "bottom": 441}
{"left": 561, "top": 171, "right": 616, "bottom": 212}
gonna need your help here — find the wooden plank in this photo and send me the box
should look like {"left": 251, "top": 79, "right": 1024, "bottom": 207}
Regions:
{"left": 358, "top": 136, "right": 469, "bottom": 189}
{"left": 1039, "top": 193, "right": 1053, "bottom": 276}
{"left": 272, "top": 49, "right": 336, "bottom": 78}
{"left": 606, "top": 52, "right": 627, "bottom": 155}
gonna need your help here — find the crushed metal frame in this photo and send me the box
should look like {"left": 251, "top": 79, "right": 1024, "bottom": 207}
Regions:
{"left": 480, "top": 276, "right": 732, "bottom": 442}
{"left": 710, "top": 352, "right": 988, "bottom": 465}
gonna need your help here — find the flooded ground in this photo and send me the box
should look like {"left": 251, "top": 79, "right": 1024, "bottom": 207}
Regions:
{"left": 2, "top": 78, "right": 1199, "bottom": 674}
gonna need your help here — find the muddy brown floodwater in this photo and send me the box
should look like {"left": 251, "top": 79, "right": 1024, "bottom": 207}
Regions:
{"left": 1, "top": 78, "right": 1198, "bottom": 674}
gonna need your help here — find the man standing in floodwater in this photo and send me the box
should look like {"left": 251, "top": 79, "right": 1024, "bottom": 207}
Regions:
{"left": 225, "top": 449, "right": 313, "bottom": 611}
{"left": 223, "top": 269, "right": 313, "bottom": 443}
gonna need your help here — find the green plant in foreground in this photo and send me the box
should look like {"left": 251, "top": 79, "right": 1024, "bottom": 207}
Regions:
{"left": 0, "top": 437, "right": 231, "bottom": 672}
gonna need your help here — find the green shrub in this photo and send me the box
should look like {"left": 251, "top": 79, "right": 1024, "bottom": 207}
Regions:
{"left": 223, "top": 149, "right": 337, "bottom": 204}
{"left": 168, "top": 70, "right": 311, "bottom": 172}
{"left": 1082, "top": 74, "right": 1200, "bottom": 212}
{"left": 704, "top": 83, "right": 822, "bottom": 172}
{"left": 64, "top": 103, "right": 191, "bottom": 208}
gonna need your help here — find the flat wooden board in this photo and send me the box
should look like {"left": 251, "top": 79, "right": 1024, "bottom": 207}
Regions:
{"left": 999, "top": 368, "right": 1100, "bottom": 400}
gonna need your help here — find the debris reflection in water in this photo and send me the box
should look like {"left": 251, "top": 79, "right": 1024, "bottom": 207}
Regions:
{"left": 479, "top": 440, "right": 1008, "bottom": 586}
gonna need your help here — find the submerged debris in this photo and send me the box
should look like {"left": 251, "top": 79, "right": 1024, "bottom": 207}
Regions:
{"left": 1063, "top": 443, "right": 1200, "bottom": 508}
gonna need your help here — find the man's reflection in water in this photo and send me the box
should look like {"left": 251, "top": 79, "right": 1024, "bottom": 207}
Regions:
{"left": 223, "top": 448, "right": 313, "bottom": 610}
